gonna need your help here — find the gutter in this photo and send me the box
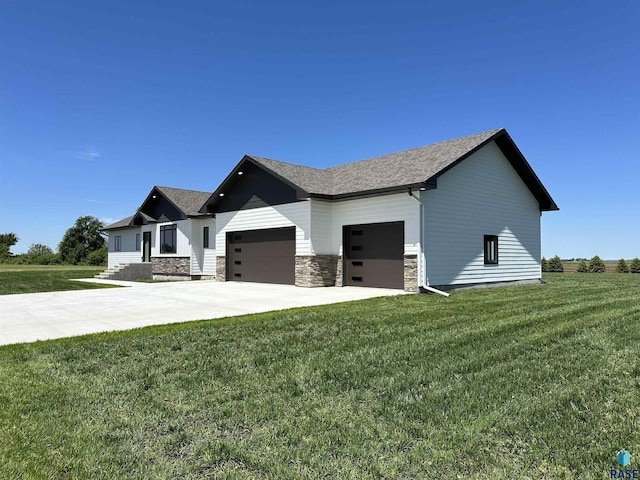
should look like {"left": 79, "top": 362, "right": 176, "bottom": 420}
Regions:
{"left": 408, "top": 188, "right": 450, "bottom": 298}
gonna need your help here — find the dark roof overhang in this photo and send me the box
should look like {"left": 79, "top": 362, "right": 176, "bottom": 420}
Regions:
{"left": 199, "top": 129, "right": 558, "bottom": 213}
{"left": 492, "top": 131, "right": 559, "bottom": 211}
{"left": 139, "top": 186, "right": 187, "bottom": 220}
{"left": 199, "top": 155, "right": 310, "bottom": 213}
{"left": 313, "top": 181, "right": 432, "bottom": 202}
{"left": 131, "top": 211, "right": 156, "bottom": 226}
{"left": 423, "top": 129, "right": 559, "bottom": 212}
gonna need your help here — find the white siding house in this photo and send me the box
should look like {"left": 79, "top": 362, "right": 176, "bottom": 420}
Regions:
{"left": 423, "top": 141, "right": 542, "bottom": 286}
{"left": 200, "top": 128, "right": 557, "bottom": 291}
{"left": 103, "top": 186, "right": 214, "bottom": 280}
{"left": 190, "top": 217, "right": 216, "bottom": 276}
{"left": 329, "top": 193, "right": 421, "bottom": 257}
{"left": 107, "top": 226, "right": 141, "bottom": 268}
{"left": 105, "top": 128, "right": 557, "bottom": 290}
{"left": 215, "top": 201, "right": 312, "bottom": 256}
{"left": 309, "top": 200, "right": 333, "bottom": 255}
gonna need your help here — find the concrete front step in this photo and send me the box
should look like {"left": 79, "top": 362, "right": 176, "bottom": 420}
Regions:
{"left": 95, "top": 263, "right": 153, "bottom": 281}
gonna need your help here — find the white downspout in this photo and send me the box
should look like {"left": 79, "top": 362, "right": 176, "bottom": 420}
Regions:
{"left": 408, "top": 188, "right": 450, "bottom": 298}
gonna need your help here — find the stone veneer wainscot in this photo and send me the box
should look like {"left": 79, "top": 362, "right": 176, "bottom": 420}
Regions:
{"left": 403, "top": 254, "right": 419, "bottom": 292}
{"left": 152, "top": 257, "right": 191, "bottom": 280}
{"left": 215, "top": 256, "right": 226, "bottom": 281}
{"left": 295, "top": 255, "right": 340, "bottom": 287}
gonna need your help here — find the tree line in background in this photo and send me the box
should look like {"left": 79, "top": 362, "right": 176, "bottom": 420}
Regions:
{"left": 0, "top": 216, "right": 108, "bottom": 266}
{"left": 542, "top": 255, "right": 640, "bottom": 273}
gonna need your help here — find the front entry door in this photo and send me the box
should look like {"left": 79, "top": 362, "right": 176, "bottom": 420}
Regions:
{"left": 142, "top": 232, "right": 151, "bottom": 262}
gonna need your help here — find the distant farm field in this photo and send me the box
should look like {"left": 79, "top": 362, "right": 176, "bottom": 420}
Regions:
{"left": 1, "top": 273, "right": 639, "bottom": 478}
{"left": 0, "top": 264, "right": 115, "bottom": 295}
{"left": 561, "top": 261, "right": 621, "bottom": 273}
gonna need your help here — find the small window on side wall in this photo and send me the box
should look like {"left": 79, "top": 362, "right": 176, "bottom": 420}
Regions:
{"left": 114, "top": 235, "right": 122, "bottom": 252}
{"left": 203, "top": 226, "right": 210, "bottom": 249}
{"left": 484, "top": 235, "right": 498, "bottom": 265}
{"left": 136, "top": 233, "right": 140, "bottom": 251}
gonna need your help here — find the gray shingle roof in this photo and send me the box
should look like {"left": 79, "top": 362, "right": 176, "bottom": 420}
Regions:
{"left": 154, "top": 186, "right": 212, "bottom": 216}
{"left": 247, "top": 157, "right": 331, "bottom": 194}
{"left": 103, "top": 211, "right": 158, "bottom": 230}
{"left": 247, "top": 129, "right": 502, "bottom": 197}
{"left": 103, "top": 215, "right": 135, "bottom": 230}
{"left": 327, "top": 129, "right": 502, "bottom": 195}
{"left": 204, "top": 128, "right": 558, "bottom": 212}
{"left": 104, "top": 186, "right": 213, "bottom": 230}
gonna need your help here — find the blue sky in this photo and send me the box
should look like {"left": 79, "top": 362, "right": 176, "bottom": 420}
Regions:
{"left": 1, "top": 0, "right": 638, "bottom": 258}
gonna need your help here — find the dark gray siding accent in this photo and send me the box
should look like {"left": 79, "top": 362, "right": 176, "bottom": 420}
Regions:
{"left": 216, "top": 165, "right": 303, "bottom": 213}
{"left": 141, "top": 196, "right": 185, "bottom": 222}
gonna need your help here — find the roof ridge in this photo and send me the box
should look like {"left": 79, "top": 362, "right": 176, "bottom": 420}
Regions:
{"left": 155, "top": 185, "right": 212, "bottom": 195}
{"left": 248, "top": 129, "right": 504, "bottom": 174}
{"left": 247, "top": 155, "right": 326, "bottom": 172}
{"left": 240, "top": 129, "right": 505, "bottom": 197}
{"left": 324, "top": 128, "right": 504, "bottom": 171}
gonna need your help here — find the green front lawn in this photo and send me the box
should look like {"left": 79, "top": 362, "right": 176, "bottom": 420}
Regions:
{"left": 1, "top": 274, "right": 639, "bottom": 478}
{"left": 0, "top": 265, "right": 117, "bottom": 295}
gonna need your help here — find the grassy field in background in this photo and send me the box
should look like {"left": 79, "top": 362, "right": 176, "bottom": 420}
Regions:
{"left": 561, "top": 261, "right": 621, "bottom": 273}
{"left": 0, "top": 264, "right": 116, "bottom": 295}
{"left": 1, "top": 273, "right": 639, "bottom": 478}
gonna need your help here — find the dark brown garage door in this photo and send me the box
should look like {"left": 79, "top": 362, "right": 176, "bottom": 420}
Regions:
{"left": 343, "top": 221, "right": 404, "bottom": 289}
{"left": 226, "top": 227, "right": 295, "bottom": 285}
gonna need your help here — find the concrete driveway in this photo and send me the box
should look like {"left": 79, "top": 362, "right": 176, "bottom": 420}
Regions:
{"left": 0, "top": 280, "right": 406, "bottom": 346}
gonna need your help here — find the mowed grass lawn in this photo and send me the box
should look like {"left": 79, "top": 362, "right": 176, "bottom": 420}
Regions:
{"left": 0, "top": 264, "right": 116, "bottom": 295}
{"left": 1, "top": 274, "right": 639, "bottom": 479}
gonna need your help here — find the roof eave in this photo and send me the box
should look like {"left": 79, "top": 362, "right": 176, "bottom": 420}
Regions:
{"left": 140, "top": 186, "right": 188, "bottom": 220}
{"left": 245, "top": 156, "right": 311, "bottom": 196}
{"left": 200, "top": 155, "right": 311, "bottom": 213}
{"left": 492, "top": 131, "right": 559, "bottom": 212}
{"left": 327, "top": 183, "right": 428, "bottom": 201}
{"left": 199, "top": 157, "right": 252, "bottom": 213}
{"left": 423, "top": 129, "right": 559, "bottom": 212}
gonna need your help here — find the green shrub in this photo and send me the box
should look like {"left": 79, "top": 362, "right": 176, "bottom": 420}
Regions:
{"left": 541, "top": 257, "right": 548, "bottom": 272}
{"left": 87, "top": 247, "right": 107, "bottom": 266}
{"left": 547, "top": 255, "right": 564, "bottom": 272}
{"left": 589, "top": 255, "right": 606, "bottom": 273}
{"left": 577, "top": 259, "right": 589, "bottom": 273}
{"left": 630, "top": 258, "right": 640, "bottom": 274}
{"left": 1, "top": 254, "right": 24, "bottom": 265}
{"left": 616, "top": 259, "right": 630, "bottom": 273}
{"left": 27, "top": 243, "right": 54, "bottom": 256}
{"left": 2, "top": 253, "right": 62, "bottom": 265}
{"left": 31, "top": 253, "right": 61, "bottom": 265}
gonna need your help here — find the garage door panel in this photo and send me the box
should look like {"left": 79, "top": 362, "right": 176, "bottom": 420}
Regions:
{"left": 232, "top": 242, "right": 293, "bottom": 257}
{"left": 346, "top": 260, "right": 404, "bottom": 288}
{"left": 344, "top": 222, "right": 404, "bottom": 289}
{"left": 346, "top": 246, "right": 402, "bottom": 260}
{"left": 227, "top": 227, "right": 295, "bottom": 285}
{"left": 230, "top": 259, "right": 289, "bottom": 283}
